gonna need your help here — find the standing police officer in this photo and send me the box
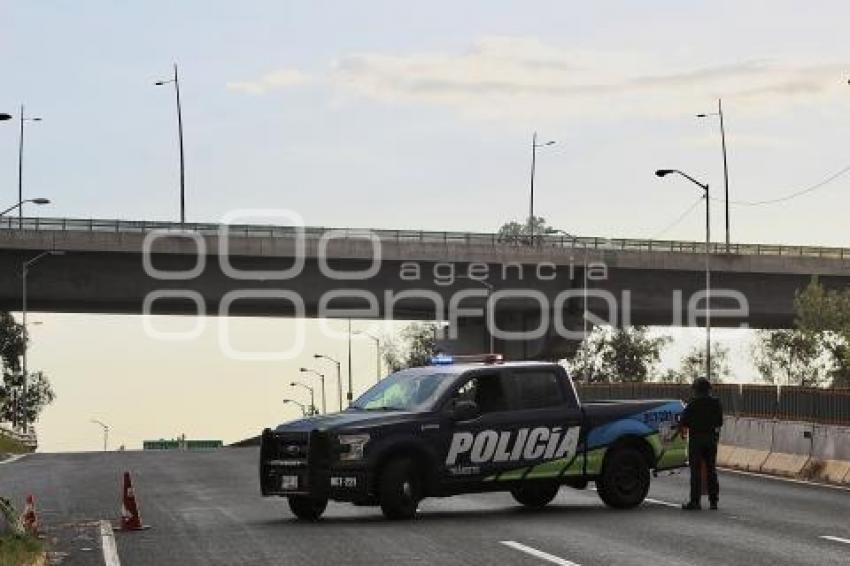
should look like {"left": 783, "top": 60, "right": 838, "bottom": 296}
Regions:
{"left": 680, "top": 377, "right": 723, "bottom": 510}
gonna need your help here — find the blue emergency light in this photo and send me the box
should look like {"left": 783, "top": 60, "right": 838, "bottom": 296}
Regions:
{"left": 430, "top": 353, "right": 454, "bottom": 365}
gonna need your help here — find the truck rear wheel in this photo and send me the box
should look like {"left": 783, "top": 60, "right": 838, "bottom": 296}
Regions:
{"left": 596, "top": 447, "right": 650, "bottom": 509}
{"left": 379, "top": 458, "right": 422, "bottom": 520}
{"left": 510, "top": 482, "right": 560, "bottom": 508}
{"left": 288, "top": 495, "right": 328, "bottom": 521}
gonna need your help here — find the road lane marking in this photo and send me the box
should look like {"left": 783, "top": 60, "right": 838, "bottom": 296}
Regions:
{"left": 0, "top": 454, "right": 29, "bottom": 466}
{"left": 99, "top": 520, "right": 121, "bottom": 566}
{"left": 820, "top": 535, "right": 850, "bottom": 545}
{"left": 721, "top": 468, "right": 850, "bottom": 492}
{"left": 645, "top": 497, "right": 680, "bottom": 508}
{"left": 500, "top": 541, "right": 581, "bottom": 566}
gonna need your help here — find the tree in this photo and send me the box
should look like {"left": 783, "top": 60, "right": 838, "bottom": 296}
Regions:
{"left": 794, "top": 278, "right": 850, "bottom": 388}
{"left": 667, "top": 342, "right": 730, "bottom": 384}
{"left": 382, "top": 322, "right": 439, "bottom": 372}
{"left": 569, "top": 326, "right": 670, "bottom": 383}
{"left": 496, "top": 216, "right": 563, "bottom": 245}
{"left": 0, "top": 311, "right": 55, "bottom": 427}
{"left": 752, "top": 329, "right": 829, "bottom": 387}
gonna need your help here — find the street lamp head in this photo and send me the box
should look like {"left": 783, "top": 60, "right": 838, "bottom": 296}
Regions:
{"left": 544, "top": 140, "right": 556, "bottom": 146}
{"left": 313, "top": 353, "right": 321, "bottom": 359}
{"left": 0, "top": 113, "right": 11, "bottom": 121}
{"left": 31, "top": 198, "right": 50, "bottom": 205}
{"left": 696, "top": 113, "right": 708, "bottom": 118}
{"left": 31, "top": 117, "right": 42, "bottom": 122}
{"left": 655, "top": 169, "right": 676, "bottom": 178}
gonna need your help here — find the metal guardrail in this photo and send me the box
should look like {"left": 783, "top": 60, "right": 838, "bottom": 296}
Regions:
{"left": 1, "top": 216, "right": 849, "bottom": 259}
{"left": 575, "top": 383, "right": 850, "bottom": 426}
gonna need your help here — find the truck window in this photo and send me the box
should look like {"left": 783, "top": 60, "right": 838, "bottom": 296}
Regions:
{"left": 452, "top": 373, "right": 507, "bottom": 414}
{"left": 511, "top": 370, "right": 565, "bottom": 410}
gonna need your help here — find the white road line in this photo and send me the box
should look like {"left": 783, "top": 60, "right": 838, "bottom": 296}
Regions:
{"left": 500, "top": 541, "right": 581, "bottom": 566}
{"left": 0, "top": 454, "right": 29, "bottom": 466}
{"left": 100, "top": 520, "right": 122, "bottom": 566}
{"left": 721, "top": 468, "right": 850, "bottom": 492}
{"left": 820, "top": 535, "right": 850, "bottom": 545}
{"left": 645, "top": 497, "right": 681, "bottom": 508}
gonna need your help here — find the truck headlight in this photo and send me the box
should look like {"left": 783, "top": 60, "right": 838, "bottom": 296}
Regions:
{"left": 337, "top": 433, "right": 370, "bottom": 461}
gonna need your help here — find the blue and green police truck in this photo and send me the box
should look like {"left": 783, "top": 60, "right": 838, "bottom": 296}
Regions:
{"left": 260, "top": 355, "right": 687, "bottom": 520}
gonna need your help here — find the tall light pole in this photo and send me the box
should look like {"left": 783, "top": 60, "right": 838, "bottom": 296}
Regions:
{"left": 528, "top": 132, "right": 556, "bottom": 244}
{"left": 1, "top": 198, "right": 50, "bottom": 218}
{"left": 21, "top": 250, "right": 65, "bottom": 431}
{"left": 90, "top": 419, "right": 110, "bottom": 451}
{"left": 656, "top": 169, "right": 711, "bottom": 379}
{"left": 347, "top": 319, "right": 353, "bottom": 405}
{"left": 697, "top": 98, "right": 730, "bottom": 252}
{"left": 155, "top": 64, "right": 186, "bottom": 224}
{"left": 282, "top": 399, "right": 307, "bottom": 417}
{"left": 16, "top": 106, "right": 42, "bottom": 228}
{"left": 290, "top": 381, "right": 316, "bottom": 415}
{"left": 299, "top": 367, "right": 326, "bottom": 414}
{"left": 314, "top": 353, "right": 342, "bottom": 412}
{"left": 354, "top": 331, "right": 382, "bottom": 383}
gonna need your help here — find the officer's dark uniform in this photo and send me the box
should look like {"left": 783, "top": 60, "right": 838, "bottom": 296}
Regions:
{"left": 680, "top": 377, "right": 723, "bottom": 510}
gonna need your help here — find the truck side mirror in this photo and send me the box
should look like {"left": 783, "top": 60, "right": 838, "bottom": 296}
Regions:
{"left": 451, "top": 400, "right": 480, "bottom": 421}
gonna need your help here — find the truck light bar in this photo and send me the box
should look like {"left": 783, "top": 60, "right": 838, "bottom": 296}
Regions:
{"left": 430, "top": 353, "right": 504, "bottom": 365}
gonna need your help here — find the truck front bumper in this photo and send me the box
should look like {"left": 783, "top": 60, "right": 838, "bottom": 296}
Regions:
{"left": 260, "top": 428, "right": 372, "bottom": 501}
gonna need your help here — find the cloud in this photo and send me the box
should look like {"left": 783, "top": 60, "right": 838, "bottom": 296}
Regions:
{"left": 324, "top": 37, "right": 848, "bottom": 120}
{"left": 226, "top": 69, "right": 311, "bottom": 95}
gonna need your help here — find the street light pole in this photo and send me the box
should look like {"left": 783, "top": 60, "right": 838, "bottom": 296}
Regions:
{"left": 282, "top": 399, "right": 307, "bottom": 416}
{"left": 155, "top": 64, "right": 186, "bottom": 224}
{"left": 299, "top": 368, "right": 326, "bottom": 414}
{"left": 16, "top": 105, "right": 42, "bottom": 228}
{"left": 698, "top": 98, "right": 730, "bottom": 252}
{"left": 91, "top": 419, "right": 110, "bottom": 451}
{"left": 347, "top": 319, "right": 353, "bottom": 405}
{"left": 655, "top": 169, "right": 711, "bottom": 379}
{"left": 21, "top": 250, "right": 65, "bottom": 432}
{"left": 314, "top": 354, "right": 342, "bottom": 412}
{"left": 290, "top": 382, "right": 316, "bottom": 415}
{"left": 0, "top": 198, "right": 50, "bottom": 218}
{"left": 528, "top": 132, "right": 556, "bottom": 245}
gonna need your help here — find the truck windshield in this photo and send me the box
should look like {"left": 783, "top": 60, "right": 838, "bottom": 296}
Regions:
{"left": 350, "top": 370, "right": 454, "bottom": 412}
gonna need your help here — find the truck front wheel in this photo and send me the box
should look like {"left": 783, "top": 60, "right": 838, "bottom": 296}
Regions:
{"left": 379, "top": 458, "right": 422, "bottom": 520}
{"left": 288, "top": 495, "right": 328, "bottom": 521}
{"left": 510, "top": 482, "right": 560, "bottom": 508}
{"left": 596, "top": 447, "right": 650, "bottom": 509}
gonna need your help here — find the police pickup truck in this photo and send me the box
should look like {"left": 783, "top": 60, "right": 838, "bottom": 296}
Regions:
{"left": 260, "top": 355, "right": 687, "bottom": 520}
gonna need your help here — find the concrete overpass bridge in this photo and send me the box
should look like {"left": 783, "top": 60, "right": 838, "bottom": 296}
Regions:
{"left": 2, "top": 217, "right": 849, "bottom": 359}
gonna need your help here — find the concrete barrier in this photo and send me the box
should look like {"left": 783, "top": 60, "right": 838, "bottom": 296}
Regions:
{"left": 720, "top": 417, "right": 774, "bottom": 472}
{"left": 717, "top": 416, "right": 850, "bottom": 486}
{"left": 760, "top": 420, "right": 813, "bottom": 477}
{"left": 810, "top": 424, "right": 850, "bottom": 484}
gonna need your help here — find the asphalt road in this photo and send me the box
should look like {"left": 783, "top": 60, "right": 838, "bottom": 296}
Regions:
{"left": 1, "top": 448, "right": 848, "bottom": 566}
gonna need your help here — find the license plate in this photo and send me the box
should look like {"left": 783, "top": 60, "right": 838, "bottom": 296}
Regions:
{"left": 280, "top": 475, "right": 298, "bottom": 490}
{"left": 330, "top": 476, "right": 357, "bottom": 488}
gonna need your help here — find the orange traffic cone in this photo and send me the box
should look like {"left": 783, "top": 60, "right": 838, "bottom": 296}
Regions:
{"left": 117, "top": 472, "right": 150, "bottom": 531}
{"left": 20, "top": 495, "right": 39, "bottom": 536}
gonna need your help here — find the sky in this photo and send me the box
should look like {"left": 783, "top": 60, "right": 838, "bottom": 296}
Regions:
{"left": 2, "top": 1, "right": 850, "bottom": 451}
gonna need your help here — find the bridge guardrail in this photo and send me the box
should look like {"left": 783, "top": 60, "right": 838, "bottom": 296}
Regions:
{"left": 2, "top": 216, "right": 849, "bottom": 259}
{"left": 575, "top": 383, "right": 850, "bottom": 426}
